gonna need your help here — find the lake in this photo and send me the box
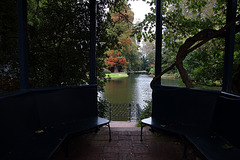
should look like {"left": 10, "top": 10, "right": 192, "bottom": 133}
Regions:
{"left": 100, "top": 74, "right": 182, "bottom": 108}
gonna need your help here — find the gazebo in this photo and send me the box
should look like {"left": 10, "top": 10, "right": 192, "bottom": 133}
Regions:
{"left": 0, "top": 0, "right": 240, "bottom": 159}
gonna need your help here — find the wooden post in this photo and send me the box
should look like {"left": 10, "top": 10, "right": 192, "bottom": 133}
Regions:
{"left": 222, "top": 0, "right": 237, "bottom": 92}
{"left": 89, "top": 0, "right": 97, "bottom": 85}
{"left": 17, "top": 0, "right": 29, "bottom": 90}
{"left": 155, "top": 0, "right": 163, "bottom": 84}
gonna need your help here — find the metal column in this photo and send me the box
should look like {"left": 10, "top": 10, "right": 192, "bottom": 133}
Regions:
{"left": 89, "top": 0, "right": 97, "bottom": 85}
{"left": 222, "top": 0, "right": 237, "bottom": 92}
{"left": 17, "top": 0, "right": 29, "bottom": 90}
{"left": 155, "top": 0, "right": 163, "bottom": 84}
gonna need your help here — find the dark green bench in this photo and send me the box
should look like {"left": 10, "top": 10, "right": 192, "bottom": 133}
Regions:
{"left": 186, "top": 94, "right": 240, "bottom": 160}
{"left": 0, "top": 85, "right": 111, "bottom": 160}
{"left": 140, "top": 85, "right": 240, "bottom": 160}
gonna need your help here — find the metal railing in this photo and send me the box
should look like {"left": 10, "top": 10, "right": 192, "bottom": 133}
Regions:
{"left": 107, "top": 103, "right": 142, "bottom": 121}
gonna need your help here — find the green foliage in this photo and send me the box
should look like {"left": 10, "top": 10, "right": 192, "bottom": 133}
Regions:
{"left": 184, "top": 39, "right": 224, "bottom": 86}
{"left": 146, "top": 51, "right": 155, "bottom": 65}
{"left": 0, "top": 0, "right": 20, "bottom": 92}
{"left": 133, "top": 0, "right": 240, "bottom": 92}
{"left": 1, "top": 0, "right": 129, "bottom": 92}
{"left": 103, "top": 68, "right": 111, "bottom": 74}
{"left": 127, "top": 38, "right": 143, "bottom": 71}
{"left": 140, "top": 56, "right": 148, "bottom": 71}
{"left": 233, "top": 33, "right": 240, "bottom": 94}
{"left": 138, "top": 100, "right": 152, "bottom": 127}
{"left": 140, "top": 40, "right": 155, "bottom": 72}
{"left": 0, "top": 0, "right": 145, "bottom": 93}
{"left": 148, "top": 65, "right": 155, "bottom": 76}
{"left": 97, "top": 96, "right": 110, "bottom": 118}
{"left": 27, "top": 0, "right": 107, "bottom": 88}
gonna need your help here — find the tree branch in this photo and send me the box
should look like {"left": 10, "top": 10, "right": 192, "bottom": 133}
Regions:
{"left": 151, "top": 14, "right": 240, "bottom": 88}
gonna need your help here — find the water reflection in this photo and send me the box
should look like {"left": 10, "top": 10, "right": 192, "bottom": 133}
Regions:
{"left": 101, "top": 75, "right": 139, "bottom": 104}
{"left": 100, "top": 74, "right": 182, "bottom": 108}
{"left": 134, "top": 74, "right": 152, "bottom": 107}
{"left": 100, "top": 74, "right": 221, "bottom": 108}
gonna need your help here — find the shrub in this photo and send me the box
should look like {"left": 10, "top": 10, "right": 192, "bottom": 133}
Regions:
{"left": 138, "top": 100, "right": 152, "bottom": 126}
{"left": 97, "top": 96, "right": 110, "bottom": 118}
{"left": 103, "top": 68, "right": 111, "bottom": 74}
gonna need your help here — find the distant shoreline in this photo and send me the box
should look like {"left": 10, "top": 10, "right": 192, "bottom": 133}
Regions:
{"left": 105, "top": 72, "right": 178, "bottom": 79}
{"left": 161, "top": 74, "right": 177, "bottom": 79}
{"left": 149, "top": 73, "right": 178, "bottom": 79}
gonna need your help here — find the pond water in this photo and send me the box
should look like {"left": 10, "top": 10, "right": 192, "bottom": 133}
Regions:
{"left": 100, "top": 74, "right": 181, "bottom": 108}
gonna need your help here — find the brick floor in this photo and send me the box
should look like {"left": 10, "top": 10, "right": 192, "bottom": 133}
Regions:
{"left": 51, "top": 122, "right": 204, "bottom": 160}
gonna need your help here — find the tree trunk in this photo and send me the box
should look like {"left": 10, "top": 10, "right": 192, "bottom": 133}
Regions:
{"left": 114, "top": 65, "right": 118, "bottom": 73}
{"left": 176, "top": 61, "right": 194, "bottom": 88}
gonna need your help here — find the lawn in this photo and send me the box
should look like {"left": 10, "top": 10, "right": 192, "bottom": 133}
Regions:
{"left": 105, "top": 72, "right": 128, "bottom": 78}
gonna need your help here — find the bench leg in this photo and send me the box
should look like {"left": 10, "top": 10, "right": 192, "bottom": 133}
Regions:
{"left": 95, "top": 127, "right": 100, "bottom": 133}
{"left": 140, "top": 122, "right": 145, "bottom": 141}
{"left": 65, "top": 137, "right": 70, "bottom": 158}
{"left": 106, "top": 123, "right": 111, "bottom": 142}
{"left": 181, "top": 135, "right": 188, "bottom": 160}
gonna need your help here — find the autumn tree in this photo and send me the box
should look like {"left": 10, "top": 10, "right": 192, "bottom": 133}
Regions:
{"left": 105, "top": 1, "right": 141, "bottom": 72}
{"left": 105, "top": 50, "right": 128, "bottom": 73}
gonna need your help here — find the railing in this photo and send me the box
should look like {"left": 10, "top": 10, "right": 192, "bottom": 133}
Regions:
{"left": 106, "top": 103, "right": 142, "bottom": 121}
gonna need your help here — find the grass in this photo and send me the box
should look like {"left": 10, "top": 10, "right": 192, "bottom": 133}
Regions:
{"left": 128, "top": 70, "right": 148, "bottom": 74}
{"left": 105, "top": 72, "right": 128, "bottom": 78}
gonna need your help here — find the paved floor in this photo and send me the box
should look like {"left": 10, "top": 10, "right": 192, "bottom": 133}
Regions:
{"left": 51, "top": 122, "right": 204, "bottom": 160}
{"left": 109, "top": 121, "right": 138, "bottom": 127}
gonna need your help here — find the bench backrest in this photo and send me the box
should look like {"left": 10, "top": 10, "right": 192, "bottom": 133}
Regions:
{"left": 211, "top": 94, "right": 240, "bottom": 148}
{"left": 0, "top": 85, "right": 98, "bottom": 158}
{"left": 152, "top": 85, "right": 219, "bottom": 129}
{"left": 33, "top": 85, "right": 98, "bottom": 128}
{"left": 0, "top": 92, "right": 41, "bottom": 158}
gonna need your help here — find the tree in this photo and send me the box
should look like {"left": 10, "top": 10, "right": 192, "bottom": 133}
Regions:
{"left": 134, "top": 0, "right": 240, "bottom": 94}
{"left": 141, "top": 40, "right": 155, "bottom": 66}
{"left": 105, "top": 50, "right": 128, "bottom": 73}
{"left": 151, "top": 17, "right": 240, "bottom": 89}
{"left": 0, "top": 0, "right": 19, "bottom": 93}
{"left": 141, "top": 41, "right": 155, "bottom": 57}
{"left": 105, "top": 1, "right": 141, "bottom": 72}
{"left": 127, "top": 38, "right": 142, "bottom": 71}
{"left": 0, "top": 0, "right": 127, "bottom": 93}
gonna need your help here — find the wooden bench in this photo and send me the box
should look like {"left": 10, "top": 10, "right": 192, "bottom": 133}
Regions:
{"left": 140, "top": 85, "right": 240, "bottom": 160}
{"left": 186, "top": 94, "right": 240, "bottom": 160}
{"left": 0, "top": 85, "right": 111, "bottom": 160}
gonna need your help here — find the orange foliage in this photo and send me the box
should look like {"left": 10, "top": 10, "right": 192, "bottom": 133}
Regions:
{"left": 125, "top": 37, "right": 131, "bottom": 45}
{"left": 105, "top": 50, "right": 129, "bottom": 70}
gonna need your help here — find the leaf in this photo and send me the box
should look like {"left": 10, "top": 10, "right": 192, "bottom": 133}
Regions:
{"left": 160, "top": 124, "right": 166, "bottom": 127}
{"left": 222, "top": 144, "right": 233, "bottom": 150}
{"left": 35, "top": 130, "right": 44, "bottom": 134}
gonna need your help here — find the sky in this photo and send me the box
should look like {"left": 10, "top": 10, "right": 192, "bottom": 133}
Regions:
{"left": 128, "top": 1, "right": 151, "bottom": 23}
